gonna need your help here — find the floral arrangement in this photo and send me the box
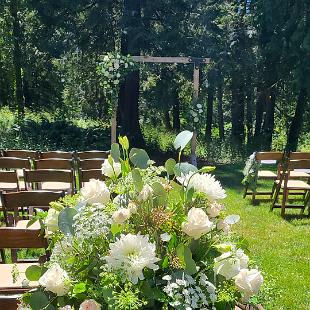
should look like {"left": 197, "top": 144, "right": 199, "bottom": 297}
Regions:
{"left": 241, "top": 152, "right": 260, "bottom": 191}
{"left": 21, "top": 132, "right": 263, "bottom": 310}
{"left": 96, "top": 53, "right": 136, "bottom": 113}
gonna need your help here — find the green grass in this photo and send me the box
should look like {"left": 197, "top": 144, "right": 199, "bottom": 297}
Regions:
{"left": 214, "top": 164, "right": 310, "bottom": 310}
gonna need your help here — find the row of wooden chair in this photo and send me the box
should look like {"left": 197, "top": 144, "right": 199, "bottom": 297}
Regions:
{"left": 1, "top": 149, "right": 109, "bottom": 160}
{"left": 243, "top": 151, "right": 310, "bottom": 217}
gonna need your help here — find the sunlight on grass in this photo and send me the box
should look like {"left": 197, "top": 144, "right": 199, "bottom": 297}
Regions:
{"left": 215, "top": 164, "right": 310, "bottom": 310}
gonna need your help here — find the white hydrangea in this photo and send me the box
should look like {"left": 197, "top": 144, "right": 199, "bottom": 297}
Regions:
{"left": 73, "top": 203, "right": 111, "bottom": 241}
{"left": 214, "top": 249, "right": 249, "bottom": 280}
{"left": 137, "top": 184, "right": 153, "bottom": 202}
{"left": 104, "top": 233, "right": 159, "bottom": 284}
{"left": 163, "top": 272, "right": 217, "bottom": 309}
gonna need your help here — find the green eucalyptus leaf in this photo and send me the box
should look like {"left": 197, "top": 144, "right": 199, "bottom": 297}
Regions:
{"left": 152, "top": 182, "right": 167, "bottom": 206}
{"left": 183, "top": 246, "right": 197, "bottom": 275}
{"left": 25, "top": 265, "right": 42, "bottom": 281}
{"left": 173, "top": 130, "right": 193, "bottom": 151}
{"left": 165, "top": 158, "right": 176, "bottom": 175}
{"left": 58, "top": 207, "right": 77, "bottom": 236}
{"left": 29, "top": 291, "right": 52, "bottom": 310}
{"left": 129, "top": 148, "right": 150, "bottom": 169}
{"left": 174, "top": 162, "right": 198, "bottom": 177}
{"left": 131, "top": 168, "right": 143, "bottom": 191}
{"left": 111, "top": 143, "right": 120, "bottom": 162}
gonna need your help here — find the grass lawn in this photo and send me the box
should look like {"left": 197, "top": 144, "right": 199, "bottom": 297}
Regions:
{"left": 214, "top": 163, "right": 310, "bottom": 310}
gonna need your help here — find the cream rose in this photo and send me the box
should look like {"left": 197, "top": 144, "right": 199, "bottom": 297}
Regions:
{"left": 80, "top": 179, "right": 110, "bottom": 205}
{"left": 235, "top": 269, "right": 263, "bottom": 301}
{"left": 217, "top": 219, "right": 230, "bottom": 233}
{"left": 112, "top": 208, "right": 131, "bottom": 224}
{"left": 137, "top": 184, "right": 153, "bottom": 202}
{"left": 214, "top": 249, "right": 249, "bottom": 280}
{"left": 207, "top": 202, "right": 224, "bottom": 218}
{"left": 45, "top": 208, "right": 59, "bottom": 232}
{"left": 101, "top": 158, "right": 121, "bottom": 178}
{"left": 79, "top": 299, "right": 101, "bottom": 310}
{"left": 182, "top": 207, "right": 213, "bottom": 239}
{"left": 38, "top": 263, "right": 70, "bottom": 296}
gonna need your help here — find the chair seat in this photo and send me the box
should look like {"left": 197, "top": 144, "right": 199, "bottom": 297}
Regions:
{"left": 280, "top": 171, "right": 310, "bottom": 178}
{"left": 41, "top": 182, "right": 71, "bottom": 192}
{"left": 0, "top": 183, "right": 18, "bottom": 191}
{"left": 15, "top": 220, "right": 41, "bottom": 230}
{"left": 0, "top": 263, "right": 38, "bottom": 291}
{"left": 258, "top": 170, "right": 277, "bottom": 179}
{"left": 275, "top": 180, "right": 310, "bottom": 190}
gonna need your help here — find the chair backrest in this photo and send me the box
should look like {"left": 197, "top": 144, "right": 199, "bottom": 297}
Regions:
{"left": 24, "top": 169, "right": 74, "bottom": 191}
{"left": 2, "top": 150, "right": 38, "bottom": 159}
{"left": 78, "top": 159, "right": 104, "bottom": 170}
{"left": 0, "top": 171, "right": 19, "bottom": 191}
{"left": 76, "top": 150, "right": 109, "bottom": 160}
{"left": 0, "top": 157, "right": 31, "bottom": 170}
{"left": 1, "top": 190, "right": 63, "bottom": 226}
{"left": 0, "top": 228, "right": 47, "bottom": 249}
{"left": 34, "top": 158, "right": 73, "bottom": 170}
{"left": 289, "top": 152, "right": 310, "bottom": 160}
{"left": 255, "top": 152, "right": 284, "bottom": 162}
{"left": 287, "top": 159, "right": 310, "bottom": 170}
{"left": 39, "top": 151, "right": 73, "bottom": 159}
{"left": 79, "top": 169, "right": 103, "bottom": 184}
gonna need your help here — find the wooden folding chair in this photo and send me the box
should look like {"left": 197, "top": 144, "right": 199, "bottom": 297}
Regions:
{"left": 78, "top": 169, "right": 104, "bottom": 190}
{"left": 78, "top": 159, "right": 105, "bottom": 170}
{"left": 287, "top": 152, "right": 310, "bottom": 179}
{"left": 24, "top": 169, "right": 75, "bottom": 194}
{"left": 243, "top": 152, "right": 284, "bottom": 202}
{"left": 0, "top": 190, "right": 64, "bottom": 227}
{"left": 38, "top": 151, "right": 73, "bottom": 159}
{"left": 34, "top": 158, "right": 73, "bottom": 170}
{"left": 0, "top": 228, "right": 48, "bottom": 309}
{"left": 0, "top": 171, "right": 19, "bottom": 193}
{"left": 2, "top": 150, "right": 38, "bottom": 159}
{"left": 271, "top": 160, "right": 310, "bottom": 217}
{"left": 76, "top": 150, "right": 109, "bottom": 160}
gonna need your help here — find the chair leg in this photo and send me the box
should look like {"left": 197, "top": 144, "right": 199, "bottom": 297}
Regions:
{"left": 0, "top": 249, "right": 5, "bottom": 263}
{"left": 271, "top": 184, "right": 281, "bottom": 211}
{"left": 243, "top": 183, "right": 249, "bottom": 199}
{"left": 271, "top": 182, "right": 277, "bottom": 198}
{"left": 281, "top": 188, "right": 288, "bottom": 218}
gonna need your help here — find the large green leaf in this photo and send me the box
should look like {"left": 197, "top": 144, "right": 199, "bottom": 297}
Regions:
{"left": 25, "top": 265, "right": 42, "bottom": 281}
{"left": 173, "top": 130, "right": 193, "bottom": 151}
{"left": 29, "top": 291, "right": 53, "bottom": 310}
{"left": 58, "top": 207, "right": 77, "bottom": 236}
{"left": 152, "top": 182, "right": 167, "bottom": 206}
{"left": 176, "top": 244, "right": 197, "bottom": 275}
{"left": 131, "top": 168, "right": 143, "bottom": 191}
{"left": 111, "top": 143, "right": 120, "bottom": 163}
{"left": 165, "top": 158, "right": 176, "bottom": 175}
{"left": 129, "top": 148, "right": 150, "bottom": 169}
{"left": 174, "top": 162, "right": 198, "bottom": 177}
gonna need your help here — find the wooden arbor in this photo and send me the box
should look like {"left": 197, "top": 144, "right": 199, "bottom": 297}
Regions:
{"left": 110, "top": 55, "right": 211, "bottom": 166}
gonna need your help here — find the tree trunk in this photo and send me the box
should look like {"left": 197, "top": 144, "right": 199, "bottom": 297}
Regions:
{"left": 205, "top": 84, "right": 214, "bottom": 141}
{"left": 231, "top": 75, "right": 245, "bottom": 143}
{"left": 10, "top": 0, "right": 24, "bottom": 120}
{"left": 118, "top": 0, "right": 144, "bottom": 147}
{"left": 164, "top": 110, "right": 172, "bottom": 130}
{"left": 254, "top": 88, "right": 265, "bottom": 144}
{"left": 217, "top": 82, "right": 224, "bottom": 140}
{"left": 262, "top": 90, "right": 276, "bottom": 150}
{"left": 172, "top": 91, "right": 180, "bottom": 131}
{"left": 245, "top": 85, "right": 254, "bottom": 144}
{"left": 286, "top": 87, "right": 308, "bottom": 151}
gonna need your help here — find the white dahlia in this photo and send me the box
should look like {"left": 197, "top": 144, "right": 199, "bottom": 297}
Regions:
{"left": 104, "top": 233, "right": 159, "bottom": 284}
{"left": 182, "top": 172, "right": 226, "bottom": 201}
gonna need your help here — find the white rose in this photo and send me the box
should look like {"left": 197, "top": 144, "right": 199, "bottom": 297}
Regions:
{"left": 138, "top": 184, "right": 153, "bottom": 202}
{"left": 38, "top": 263, "right": 70, "bottom": 296}
{"left": 207, "top": 202, "right": 224, "bottom": 218}
{"left": 79, "top": 299, "right": 101, "bottom": 310}
{"left": 182, "top": 207, "right": 213, "bottom": 240}
{"left": 214, "top": 249, "right": 249, "bottom": 280}
{"left": 235, "top": 269, "right": 263, "bottom": 301}
{"left": 45, "top": 208, "right": 59, "bottom": 232}
{"left": 80, "top": 179, "right": 110, "bottom": 205}
{"left": 112, "top": 208, "right": 131, "bottom": 224}
{"left": 217, "top": 219, "right": 230, "bottom": 233}
{"left": 101, "top": 158, "right": 121, "bottom": 178}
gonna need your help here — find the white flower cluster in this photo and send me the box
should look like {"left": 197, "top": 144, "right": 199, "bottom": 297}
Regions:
{"left": 190, "top": 103, "right": 204, "bottom": 123}
{"left": 104, "top": 233, "right": 159, "bottom": 284}
{"left": 163, "top": 273, "right": 216, "bottom": 309}
{"left": 73, "top": 203, "right": 111, "bottom": 241}
{"left": 102, "top": 158, "right": 122, "bottom": 178}
{"left": 49, "top": 236, "right": 74, "bottom": 269}
{"left": 243, "top": 152, "right": 257, "bottom": 177}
